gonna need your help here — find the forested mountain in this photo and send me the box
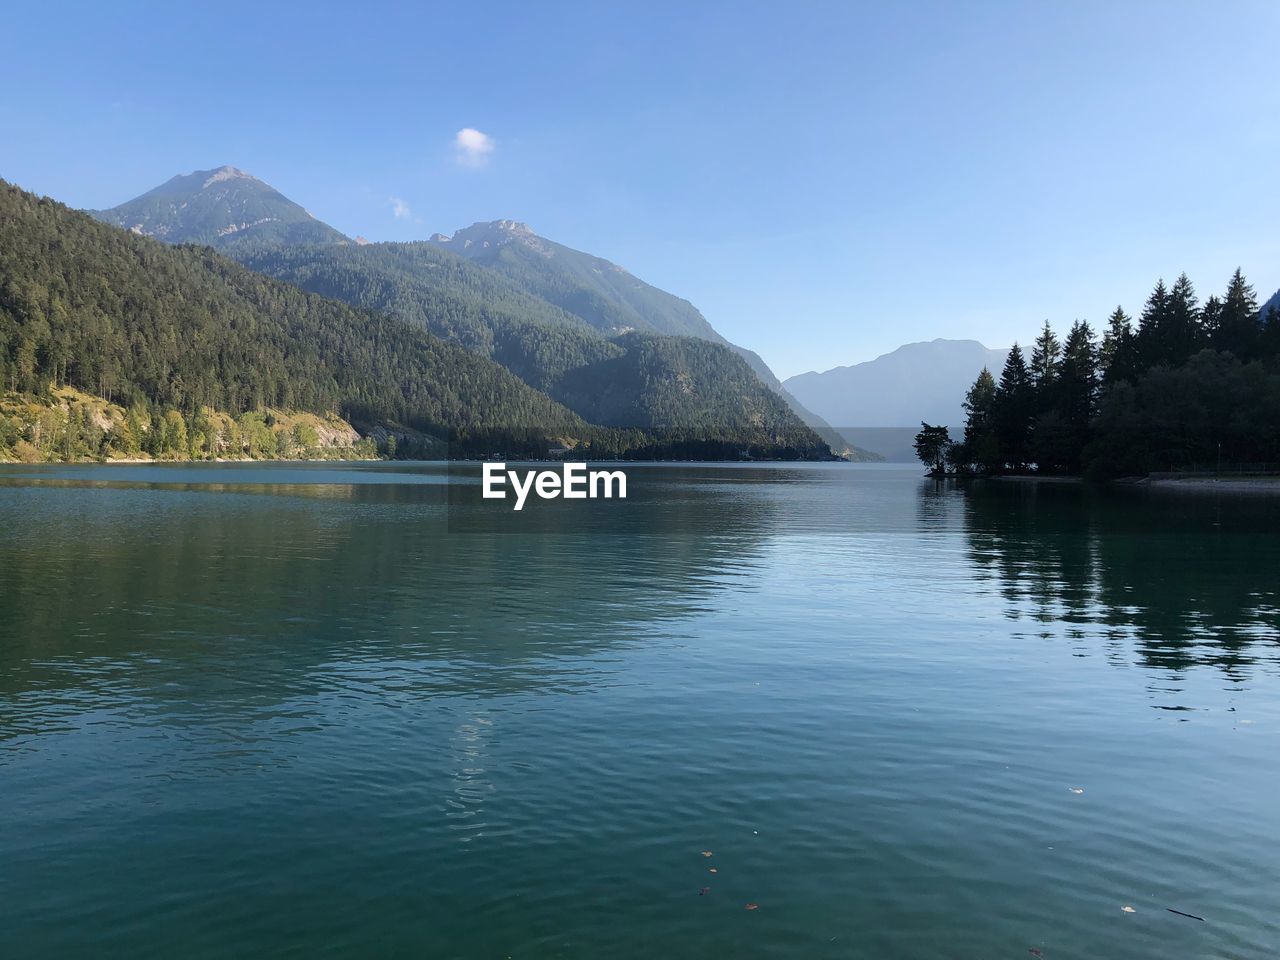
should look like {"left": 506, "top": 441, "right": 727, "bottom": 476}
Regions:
{"left": 1, "top": 180, "right": 583, "bottom": 441}
{"left": 236, "top": 239, "right": 831, "bottom": 447}
{"left": 785, "top": 340, "right": 1010, "bottom": 431}
{"left": 90, "top": 166, "right": 349, "bottom": 249}
{"left": 81, "top": 167, "right": 835, "bottom": 457}
{"left": 2, "top": 180, "right": 830, "bottom": 460}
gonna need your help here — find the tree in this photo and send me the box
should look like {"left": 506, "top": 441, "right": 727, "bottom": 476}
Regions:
{"left": 1101, "top": 306, "right": 1137, "bottom": 385}
{"left": 1046, "top": 320, "right": 1098, "bottom": 472}
{"left": 1029, "top": 319, "right": 1061, "bottom": 404}
{"left": 1165, "top": 272, "right": 1203, "bottom": 364}
{"left": 1136, "top": 279, "right": 1171, "bottom": 369}
{"left": 913, "top": 422, "right": 952, "bottom": 476}
{"left": 1215, "top": 268, "right": 1260, "bottom": 359}
{"left": 993, "top": 343, "right": 1034, "bottom": 470}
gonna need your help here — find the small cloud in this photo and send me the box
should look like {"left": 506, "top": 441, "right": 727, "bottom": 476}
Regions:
{"left": 389, "top": 196, "right": 411, "bottom": 219}
{"left": 454, "top": 127, "right": 495, "bottom": 167}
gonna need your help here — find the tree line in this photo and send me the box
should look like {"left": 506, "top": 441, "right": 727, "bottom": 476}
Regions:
{"left": 915, "top": 269, "right": 1280, "bottom": 477}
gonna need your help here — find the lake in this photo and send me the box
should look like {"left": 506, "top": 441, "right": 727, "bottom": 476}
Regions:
{"left": 1, "top": 462, "right": 1277, "bottom": 958}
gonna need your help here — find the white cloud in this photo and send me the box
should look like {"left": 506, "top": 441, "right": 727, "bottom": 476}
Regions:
{"left": 454, "top": 127, "right": 495, "bottom": 167}
{"left": 389, "top": 196, "right": 411, "bottom": 219}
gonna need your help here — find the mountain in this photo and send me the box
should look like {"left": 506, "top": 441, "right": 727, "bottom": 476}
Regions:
{"left": 426, "top": 219, "right": 875, "bottom": 457}
{"left": 5, "top": 180, "right": 828, "bottom": 458}
{"left": 428, "top": 220, "right": 723, "bottom": 340}
{"left": 785, "top": 338, "right": 1009, "bottom": 435}
{"left": 83, "top": 168, "right": 833, "bottom": 457}
{"left": 1262, "top": 286, "right": 1280, "bottom": 319}
{"left": 2, "top": 180, "right": 584, "bottom": 443}
{"left": 90, "top": 166, "right": 349, "bottom": 249}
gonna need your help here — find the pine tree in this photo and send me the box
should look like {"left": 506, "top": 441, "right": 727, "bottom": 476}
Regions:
{"left": 1136, "top": 279, "right": 1170, "bottom": 369}
{"left": 959, "top": 366, "right": 1000, "bottom": 472}
{"left": 1055, "top": 320, "right": 1098, "bottom": 471}
{"left": 993, "top": 343, "right": 1033, "bottom": 470}
{"left": 1101, "top": 306, "right": 1136, "bottom": 384}
{"left": 1216, "top": 268, "right": 1260, "bottom": 359}
{"left": 1029, "top": 319, "right": 1061, "bottom": 405}
{"left": 1165, "top": 273, "right": 1202, "bottom": 364}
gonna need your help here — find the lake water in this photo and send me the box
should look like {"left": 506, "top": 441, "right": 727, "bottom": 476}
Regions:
{"left": 1, "top": 462, "right": 1277, "bottom": 959}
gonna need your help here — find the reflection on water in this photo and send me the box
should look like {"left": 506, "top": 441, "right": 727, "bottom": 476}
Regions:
{"left": 0, "top": 463, "right": 1278, "bottom": 959}
{"left": 957, "top": 478, "right": 1280, "bottom": 676}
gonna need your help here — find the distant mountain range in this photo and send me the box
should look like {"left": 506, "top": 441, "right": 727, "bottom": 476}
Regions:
{"left": 784, "top": 339, "right": 1008, "bottom": 460}
{"left": 89, "top": 166, "right": 871, "bottom": 458}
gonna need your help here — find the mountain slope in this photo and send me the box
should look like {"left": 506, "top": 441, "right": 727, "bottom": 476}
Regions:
{"left": 784, "top": 339, "right": 1009, "bottom": 432}
{"left": 429, "top": 220, "right": 723, "bottom": 340}
{"left": 427, "top": 219, "right": 874, "bottom": 455}
{"left": 236, "top": 240, "right": 824, "bottom": 446}
{"left": 1, "top": 180, "right": 585, "bottom": 444}
{"left": 90, "top": 166, "right": 349, "bottom": 249}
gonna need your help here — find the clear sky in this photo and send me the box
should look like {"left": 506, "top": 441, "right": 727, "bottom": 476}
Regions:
{"left": 3, "top": 1, "right": 1278, "bottom": 379}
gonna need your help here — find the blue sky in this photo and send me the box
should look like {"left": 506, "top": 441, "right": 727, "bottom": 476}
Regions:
{"left": 3, "top": 1, "right": 1279, "bottom": 379}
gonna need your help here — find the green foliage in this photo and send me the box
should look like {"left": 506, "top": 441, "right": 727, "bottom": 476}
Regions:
{"left": 0, "top": 180, "right": 587, "bottom": 448}
{"left": 947, "top": 268, "right": 1280, "bottom": 478}
{"left": 913, "top": 423, "right": 952, "bottom": 475}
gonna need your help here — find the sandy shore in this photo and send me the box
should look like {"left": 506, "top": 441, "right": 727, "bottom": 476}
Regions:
{"left": 1144, "top": 476, "right": 1280, "bottom": 495}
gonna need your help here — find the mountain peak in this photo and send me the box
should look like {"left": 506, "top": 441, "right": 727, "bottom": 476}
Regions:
{"left": 432, "top": 219, "right": 543, "bottom": 255}
{"left": 201, "top": 165, "right": 259, "bottom": 188}
{"left": 90, "top": 167, "right": 348, "bottom": 248}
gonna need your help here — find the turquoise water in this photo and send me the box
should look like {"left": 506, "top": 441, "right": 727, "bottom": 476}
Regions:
{"left": 1, "top": 462, "right": 1277, "bottom": 958}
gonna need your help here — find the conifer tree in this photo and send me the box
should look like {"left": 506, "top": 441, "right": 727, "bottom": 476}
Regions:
{"left": 1165, "top": 273, "right": 1202, "bottom": 365}
{"left": 1216, "top": 268, "right": 1260, "bottom": 359}
{"left": 1136, "top": 278, "right": 1170, "bottom": 369}
{"left": 1029, "top": 319, "right": 1061, "bottom": 405}
{"left": 1101, "top": 306, "right": 1136, "bottom": 384}
{"left": 993, "top": 343, "right": 1033, "bottom": 470}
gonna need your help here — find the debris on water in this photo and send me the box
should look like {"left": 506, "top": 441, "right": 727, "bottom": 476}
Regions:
{"left": 1121, "top": 905, "right": 1136, "bottom": 913}
{"left": 709, "top": 868, "right": 717, "bottom": 873}
{"left": 701, "top": 851, "right": 713, "bottom": 857}
{"left": 1029, "top": 949, "right": 1043, "bottom": 958}
{"left": 1069, "top": 787, "right": 1084, "bottom": 794}
{"left": 1166, "top": 908, "right": 1205, "bottom": 922}
{"left": 699, "top": 887, "right": 710, "bottom": 896}
{"left": 745, "top": 903, "right": 759, "bottom": 911}
{"left": 753, "top": 830, "right": 758, "bottom": 835}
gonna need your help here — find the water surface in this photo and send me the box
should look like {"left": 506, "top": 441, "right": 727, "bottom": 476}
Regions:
{"left": 1, "top": 463, "right": 1277, "bottom": 958}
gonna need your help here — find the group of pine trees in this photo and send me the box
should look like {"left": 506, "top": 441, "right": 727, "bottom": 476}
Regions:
{"left": 919, "top": 269, "right": 1280, "bottom": 477}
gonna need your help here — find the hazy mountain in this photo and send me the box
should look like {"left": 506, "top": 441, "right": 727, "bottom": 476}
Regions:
{"left": 90, "top": 166, "right": 349, "bottom": 248}
{"left": 785, "top": 339, "right": 1009, "bottom": 432}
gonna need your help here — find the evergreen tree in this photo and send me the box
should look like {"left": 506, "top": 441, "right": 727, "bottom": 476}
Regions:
{"left": 993, "top": 343, "right": 1034, "bottom": 470}
{"left": 1101, "top": 306, "right": 1137, "bottom": 385}
{"left": 1165, "top": 273, "right": 1203, "bottom": 364}
{"left": 959, "top": 367, "right": 1000, "bottom": 472}
{"left": 1029, "top": 319, "right": 1061, "bottom": 405}
{"left": 1053, "top": 320, "right": 1098, "bottom": 472}
{"left": 1135, "top": 279, "right": 1171, "bottom": 369}
{"left": 1216, "top": 268, "right": 1260, "bottom": 359}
